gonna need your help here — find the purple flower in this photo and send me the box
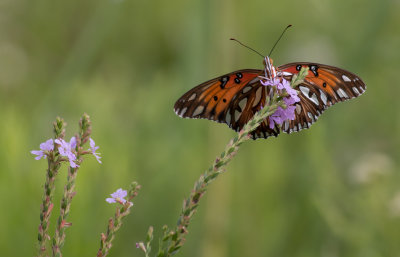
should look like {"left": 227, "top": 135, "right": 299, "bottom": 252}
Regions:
{"left": 269, "top": 105, "right": 297, "bottom": 129}
{"left": 55, "top": 137, "right": 79, "bottom": 168}
{"left": 89, "top": 138, "right": 102, "bottom": 164}
{"left": 106, "top": 188, "right": 128, "bottom": 204}
{"left": 260, "top": 77, "right": 281, "bottom": 87}
{"left": 260, "top": 77, "right": 300, "bottom": 129}
{"left": 31, "top": 139, "right": 54, "bottom": 160}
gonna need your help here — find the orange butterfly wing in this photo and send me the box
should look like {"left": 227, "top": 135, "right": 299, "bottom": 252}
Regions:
{"left": 174, "top": 62, "right": 366, "bottom": 140}
{"left": 278, "top": 63, "right": 366, "bottom": 134}
{"left": 174, "top": 69, "right": 280, "bottom": 137}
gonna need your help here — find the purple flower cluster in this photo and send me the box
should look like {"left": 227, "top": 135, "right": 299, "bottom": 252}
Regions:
{"left": 106, "top": 188, "right": 128, "bottom": 204}
{"left": 31, "top": 139, "right": 54, "bottom": 160}
{"left": 55, "top": 137, "right": 79, "bottom": 168}
{"left": 261, "top": 77, "right": 300, "bottom": 129}
{"left": 31, "top": 137, "right": 102, "bottom": 167}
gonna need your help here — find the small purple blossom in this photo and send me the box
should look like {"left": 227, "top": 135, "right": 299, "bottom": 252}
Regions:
{"left": 106, "top": 188, "right": 128, "bottom": 204}
{"left": 260, "top": 77, "right": 300, "bottom": 129}
{"left": 260, "top": 77, "right": 281, "bottom": 87}
{"left": 89, "top": 138, "right": 101, "bottom": 163}
{"left": 269, "top": 105, "right": 297, "bottom": 129}
{"left": 55, "top": 137, "right": 79, "bottom": 168}
{"left": 31, "top": 139, "right": 54, "bottom": 160}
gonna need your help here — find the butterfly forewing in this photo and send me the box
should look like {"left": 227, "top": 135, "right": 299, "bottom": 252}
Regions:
{"left": 278, "top": 62, "right": 366, "bottom": 133}
{"left": 174, "top": 69, "right": 260, "bottom": 124}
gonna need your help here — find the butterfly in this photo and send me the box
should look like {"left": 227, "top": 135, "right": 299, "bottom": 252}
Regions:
{"left": 174, "top": 51, "right": 366, "bottom": 140}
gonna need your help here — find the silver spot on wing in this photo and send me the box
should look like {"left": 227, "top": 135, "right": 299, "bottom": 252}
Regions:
{"left": 238, "top": 98, "right": 248, "bottom": 111}
{"left": 352, "top": 87, "right": 360, "bottom": 95}
{"left": 299, "top": 86, "right": 310, "bottom": 97}
{"left": 310, "top": 93, "right": 319, "bottom": 105}
{"left": 180, "top": 107, "right": 187, "bottom": 116}
{"left": 337, "top": 88, "right": 349, "bottom": 99}
{"left": 192, "top": 106, "right": 204, "bottom": 116}
{"left": 296, "top": 104, "right": 302, "bottom": 115}
{"left": 319, "top": 89, "right": 327, "bottom": 105}
{"left": 226, "top": 111, "right": 231, "bottom": 124}
{"left": 252, "top": 87, "right": 263, "bottom": 107}
{"left": 188, "top": 93, "right": 196, "bottom": 101}
{"left": 234, "top": 110, "right": 241, "bottom": 122}
{"left": 284, "top": 120, "right": 289, "bottom": 131}
{"left": 242, "top": 86, "right": 252, "bottom": 94}
{"left": 342, "top": 75, "right": 351, "bottom": 82}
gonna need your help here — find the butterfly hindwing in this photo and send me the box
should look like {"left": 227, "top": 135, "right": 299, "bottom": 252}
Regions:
{"left": 278, "top": 62, "right": 366, "bottom": 133}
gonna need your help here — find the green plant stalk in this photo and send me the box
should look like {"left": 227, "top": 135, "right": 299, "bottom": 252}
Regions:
{"left": 155, "top": 67, "right": 309, "bottom": 257}
{"left": 163, "top": 101, "right": 279, "bottom": 256}
{"left": 51, "top": 166, "right": 78, "bottom": 257}
{"left": 97, "top": 182, "right": 141, "bottom": 257}
{"left": 52, "top": 114, "right": 92, "bottom": 257}
{"left": 37, "top": 118, "right": 65, "bottom": 257}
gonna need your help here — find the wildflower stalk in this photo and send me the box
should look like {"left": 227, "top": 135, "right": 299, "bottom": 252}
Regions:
{"left": 37, "top": 118, "right": 65, "bottom": 257}
{"left": 97, "top": 182, "right": 141, "bottom": 257}
{"left": 52, "top": 114, "right": 92, "bottom": 257}
{"left": 160, "top": 102, "right": 280, "bottom": 256}
{"left": 149, "top": 68, "right": 309, "bottom": 257}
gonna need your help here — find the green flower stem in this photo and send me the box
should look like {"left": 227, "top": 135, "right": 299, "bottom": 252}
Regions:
{"left": 37, "top": 118, "right": 65, "bottom": 257}
{"left": 52, "top": 166, "right": 78, "bottom": 257}
{"left": 97, "top": 182, "right": 141, "bottom": 257}
{"left": 155, "top": 68, "right": 308, "bottom": 257}
{"left": 161, "top": 102, "right": 279, "bottom": 257}
{"left": 52, "top": 114, "right": 92, "bottom": 257}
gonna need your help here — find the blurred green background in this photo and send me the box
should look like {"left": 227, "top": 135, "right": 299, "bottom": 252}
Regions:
{"left": 0, "top": 0, "right": 399, "bottom": 256}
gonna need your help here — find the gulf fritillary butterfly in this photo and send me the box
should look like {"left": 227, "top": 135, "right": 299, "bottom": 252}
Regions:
{"left": 174, "top": 38, "right": 366, "bottom": 139}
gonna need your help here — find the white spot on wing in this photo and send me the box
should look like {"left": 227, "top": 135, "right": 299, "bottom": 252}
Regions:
{"left": 284, "top": 120, "right": 289, "bottom": 131}
{"left": 300, "top": 86, "right": 319, "bottom": 105}
{"left": 226, "top": 111, "right": 231, "bottom": 124}
{"left": 238, "top": 98, "right": 247, "bottom": 111}
{"left": 308, "top": 112, "right": 316, "bottom": 122}
{"left": 180, "top": 107, "right": 187, "bottom": 116}
{"left": 352, "top": 87, "right": 360, "bottom": 95}
{"left": 234, "top": 110, "right": 241, "bottom": 122}
{"left": 319, "top": 89, "right": 327, "bottom": 105}
{"left": 296, "top": 104, "right": 302, "bottom": 115}
{"left": 192, "top": 106, "right": 204, "bottom": 116}
{"left": 342, "top": 75, "right": 351, "bottom": 82}
{"left": 341, "top": 88, "right": 349, "bottom": 98}
{"left": 252, "top": 87, "right": 263, "bottom": 107}
{"left": 242, "top": 86, "right": 252, "bottom": 94}
{"left": 337, "top": 88, "right": 349, "bottom": 99}
{"left": 188, "top": 93, "right": 196, "bottom": 101}
{"left": 310, "top": 93, "right": 319, "bottom": 105}
{"left": 299, "top": 86, "right": 310, "bottom": 97}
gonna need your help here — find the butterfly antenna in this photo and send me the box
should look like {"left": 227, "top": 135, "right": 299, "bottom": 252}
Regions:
{"left": 230, "top": 38, "right": 265, "bottom": 58}
{"left": 268, "top": 24, "right": 292, "bottom": 56}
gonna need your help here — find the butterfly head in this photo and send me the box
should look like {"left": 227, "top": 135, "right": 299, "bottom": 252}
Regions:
{"left": 263, "top": 56, "right": 277, "bottom": 79}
